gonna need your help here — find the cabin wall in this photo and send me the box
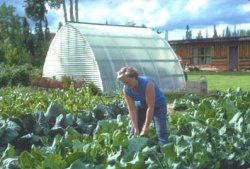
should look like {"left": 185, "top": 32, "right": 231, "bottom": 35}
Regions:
{"left": 172, "top": 39, "right": 250, "bottom": 71}
{"left": 239, "top": 41, "right": 250, "bottom": 70}
{"left": 212, "top": 43, "right": 228, "bottom": 71}
{"left": 174, "top": 44, "right": 192, "bottom": 66}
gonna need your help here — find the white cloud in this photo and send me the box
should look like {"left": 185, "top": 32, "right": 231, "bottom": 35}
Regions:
{"left": 242, "top": 3, "right": 250, "bottom": 12}
{"left": 166, "top": 29, "right": 186, "bottom": 40}
{"left": 184, "top": 0, "right": 207, "bottom": 13}
{"left": 113, "top": 0, "right": 161, "bottom": 26}
{"left": 85, "top": 5, "right": 110, "bottom": 23}
{"left": 114, "top": 2, "right": 142, "bottom": 23}
{"left": 2, "top": 0, "right": 250, "bottom": 40}
{"left": 146, "top": 8, "right": 169, "bottom": 27}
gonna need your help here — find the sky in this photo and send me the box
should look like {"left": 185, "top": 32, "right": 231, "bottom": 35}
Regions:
{"left": 1, "top": 0, "right": 250, "bottom": 40}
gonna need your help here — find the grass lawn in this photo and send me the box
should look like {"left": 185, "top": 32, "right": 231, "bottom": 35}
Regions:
{"left": 186, "top": 71, "right": 250, "bottom": 92}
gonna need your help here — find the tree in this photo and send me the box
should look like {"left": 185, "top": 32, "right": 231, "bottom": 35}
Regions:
{"left": 22, "top": 17, "right": 30, "bottom": 44}
{"left": 47, "top": 0, "right": 68, "bottom": 22}
{"left": 21, "top": 17, "right": 34, "bottom": 56}
{"left": 47, "top": 0, "right": 79, "bottom": 22}
{"left": 69, "top": 0, "right": 74, "bottom": 21}
{"left": 0, "top": 3, "right": 31, "bottom": 65}
{"left": 3, "top": 39, "right": 31, "bottom": 65}
{"left": 24, "top": 0, "right": 47, "bottom": 43}
{"left": 62, "top": 0, "right": 68, "bottom": 22}
{"left": 44, "top": 17, "right": 51, "bottom": 40}
{"left": 24, "top": 0, "right": 47, "bottom": 22}
{"left": 213, "top": 24, "right": 218, "bottom": 38}
{"left": 186, "top": 25, "right": 192, "bottom": 40}
{"left": 0, "top": 3, "right": 19, "bottom": 42}
{"left": 75, "top": 0, "right": 79, "bottom": 22}
{"left": 24, "top": 0, "right": 47, "bottom": 65}
{"left": 196, "top": 30, "right": 203, "bottom": 39}
{"left": 232, "top": 25, "right": 237, "bottom": 37}
{"left": 225, "top": 26, "right": 231, "bottom": 37}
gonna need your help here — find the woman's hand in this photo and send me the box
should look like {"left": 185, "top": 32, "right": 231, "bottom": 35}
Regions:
{"left": 140, "top": 125, "right": 149, "bottom": 136}
{"left": 134, "top": 128, "right": 140, "bottom": 137}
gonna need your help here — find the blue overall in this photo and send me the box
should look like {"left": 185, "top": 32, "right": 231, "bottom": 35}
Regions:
{"left": 124, "top": 76, "right": 168, "bottom": 146}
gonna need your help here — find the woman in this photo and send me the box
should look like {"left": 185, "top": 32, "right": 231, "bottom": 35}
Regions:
{"left": 117, "top": 67, "right": 168, "bottom": 146}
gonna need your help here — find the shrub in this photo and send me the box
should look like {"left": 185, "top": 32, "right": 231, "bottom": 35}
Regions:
{"left": 0, "top": 63, "right": 40, "bottom": 87}
{"left": 29, "top": 75, "right": 85, "bottom": 90}
{"left": 87, "top": 82, "right": 102, "bottom": 96}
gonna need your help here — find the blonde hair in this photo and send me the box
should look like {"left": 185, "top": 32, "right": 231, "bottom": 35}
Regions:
{"left": 117, "top": 67, "right": 138, "bottom": 80}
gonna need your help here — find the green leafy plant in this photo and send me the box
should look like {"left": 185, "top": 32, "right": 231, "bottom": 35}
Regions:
{"left": 0, "top": 87, "right": 250, "bottom": 168}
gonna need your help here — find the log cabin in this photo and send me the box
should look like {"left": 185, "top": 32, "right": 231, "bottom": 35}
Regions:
{"left": 169, "top": 36, "right": 250, "bottom": 71}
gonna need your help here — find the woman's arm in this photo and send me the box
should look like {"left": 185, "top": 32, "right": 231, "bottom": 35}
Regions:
{"left": 123, "top": 89, "right": 139, "bottom": 136}
{"left": 141, "top": 81, "right": 155, "bottom": 136}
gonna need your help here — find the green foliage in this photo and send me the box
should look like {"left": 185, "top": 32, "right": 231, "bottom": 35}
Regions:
{"left": 3, "top": 43, "right": 31, "bottom": 65}
{"left": 0, "top": 86, "right": 250, "bottom": 168}
{"left": 166, "top": 91, "right": 203, "bottom": 104}
{"left": 61, "top": 75, "right": 72, "bottom": 89}
{"left": 31, "top": 34, "right": 51, "bottom": 66}
{"left": 0, "top": 87, "right": 129, "bottom": 168}
{"left": 0, "top": 63, "right": 40, "bottom": 87}
{"left": 0, "top": 3, "right": 53, "bottom": 67}
{"left": 87, "top": 82, "right": 102, "bottom": 96}
{"left": 168, "top": 88, "right": 250, "bottom": 168}
{"left": 24, "top": 0, "right": 46, "bottom": 21}
{"left": 0, "top": 3, "right": 34, "bottom": 66}
{"left": 0, "top": 86, "right": 123, "bottom": 117}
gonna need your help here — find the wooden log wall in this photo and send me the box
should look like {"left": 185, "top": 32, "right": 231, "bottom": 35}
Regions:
{"left": 239, "top": 41, "right": 250, "bottom": 70}
{"left": 212, "top": 44, "right": 228, "bottom": 71}
{"left": 174, "top": 44, "right": 192, "bottom": 66}
{"left": 173, "top": 40, "right": 250, "bottom": 71}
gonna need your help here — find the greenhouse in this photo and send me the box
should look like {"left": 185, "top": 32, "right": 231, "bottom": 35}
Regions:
{"left": 43, "top": 22, "right": 186, "bottom": 92}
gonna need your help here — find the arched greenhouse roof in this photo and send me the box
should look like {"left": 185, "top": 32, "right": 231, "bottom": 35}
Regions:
{"left": 43, "top": 22, "right": 186, "bottom": 92}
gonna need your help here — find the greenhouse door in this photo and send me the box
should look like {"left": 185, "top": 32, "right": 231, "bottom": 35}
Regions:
{"left": 228, "top": 46, "right": 238, "bottom": 71}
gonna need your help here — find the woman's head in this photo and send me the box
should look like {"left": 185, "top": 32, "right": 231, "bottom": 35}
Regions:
{"left": 117, "top": 67, "right": 139, "bottom": 87}
{"left": 117, "top": 67, "right": 138, "bottom": 79}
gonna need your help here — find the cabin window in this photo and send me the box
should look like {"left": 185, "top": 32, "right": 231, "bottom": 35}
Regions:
{"left": 191, "top": 47, "right": 211, "bottom": 64}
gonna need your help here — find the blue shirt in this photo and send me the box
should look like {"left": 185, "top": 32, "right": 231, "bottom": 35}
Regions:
{"left": 124, "top": 76, "right": 166, "bottom": 108}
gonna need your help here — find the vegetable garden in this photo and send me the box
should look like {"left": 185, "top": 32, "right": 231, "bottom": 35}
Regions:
{"left": 1, "top": 2, "right": 250, "bottom": 168}
{"left": 0, "top": 85, "right": 250, "bottom": 169}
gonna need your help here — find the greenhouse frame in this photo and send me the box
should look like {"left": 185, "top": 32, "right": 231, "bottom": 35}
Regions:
{"left": 43, "top": 22, "right": 186, "bottom": 92}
